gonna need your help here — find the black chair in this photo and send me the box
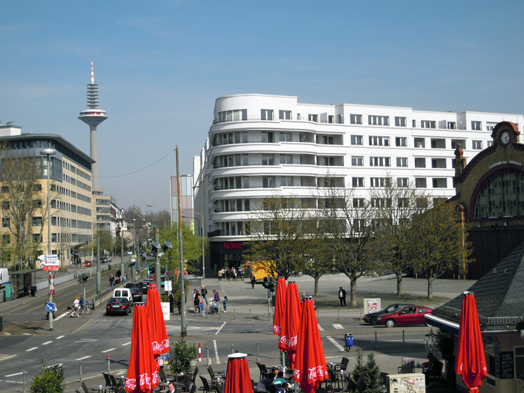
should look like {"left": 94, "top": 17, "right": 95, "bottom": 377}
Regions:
{"left": 340, "top": 357, "right": 349, "bottom": 371}
{"left": 192, "top": 367, "right": 199, "bottom": 385}
{"left": 102, "top": 373, "right": 113, "bottom": 389}
{"left": 208, "top": 366, "right": 217, "bottom": 383}
{"left": 256, "top": 362, "right": 269, "bottom": 381}
{"left": 199, "top": 375, "right": 219, "bottom": 393}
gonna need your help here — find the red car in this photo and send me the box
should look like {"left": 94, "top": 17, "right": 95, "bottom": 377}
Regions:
{"left": 376, "top": 306, "right": 433, "bottom": 328}
{"left": 84, "top": 260, "right": 92, "bottom": 267}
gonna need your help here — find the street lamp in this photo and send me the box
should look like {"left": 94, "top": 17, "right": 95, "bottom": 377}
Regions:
{"left": 40, "top": 147, "right": 56, "bottom": 331}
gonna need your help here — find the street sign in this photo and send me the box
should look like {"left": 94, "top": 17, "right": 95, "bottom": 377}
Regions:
{"left": 39, "top": 254, "right": 60, "bottom": 271}
{"left": 164, "top": 280, "right": 172, "bottom": 291}
{"left": 45, "top": 302, "right": 55, "bottom": 312}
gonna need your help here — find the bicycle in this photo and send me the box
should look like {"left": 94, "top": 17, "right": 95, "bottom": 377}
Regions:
{"left": 65, "top": 306, "right": 80, "bottom": 318}
{"left": 79, "top": 301, "right": 93, "bottom": 315}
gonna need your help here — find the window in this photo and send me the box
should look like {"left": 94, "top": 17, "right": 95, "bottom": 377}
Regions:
{"left": 471, "top": 121, "right": 481, "bottom": 130}
{"left": 395, "top": 117, "right": 406, "bottom": 127}
{"left": 32, "top": 200, "right": 43, "bottom": 208}
{"left": 1, "top": 186, "right": 8, "bottom": 193}
{"left": 351, "top": 135, "right": 363, "bottom": 145}
{"left": 452, "top": 139, "right": 466, "bottom": 149}
{"left": 432, "top": 178, "right": 447, "bottom": 188}
{"left": 369, "top": 136, "right": 390, "bottom": 146}
{"left": 412, "top": 119, "right": 416, "bottom": 127}
{"left": 371, "top": 198, "right": 391, "bottom": 208}
{"left": 350, "top": 114, "right": 362, "bottom": 124}
{"left": 2, "top": 234, "right": 10, "bottom": 244}
{"left": 32, "top": 216, "right": 43, "bottom": 226}
{"left": 279, "top": 132, "right": 291, "bottom": 142}
{"left": 396, "top": 137, "right": 407, "bottom": 147}
{"left": 421, "top": 120, "right": 436, "bottom": 129}
{"left": 280, "top": 154, "right": 292, "bottom": 164}
{"left": 431, "top": 158, "right": 446, "bottom": 169}
{"left": 281, "top": 176, "right": 293, "bottom": 187}
{"left": 353, "top": 219, "right": 366, "bottom": 232}
{"left": 416, "top": 197, "right": 428, "bottom": 207}
{"left": 352, "top": 177, "right": 364, "bottom": 187}
{"left": 33, "top": 234, "right": 41, "bottom": 243}
{"left": 486, "top": 122, "right": 497, "bottom": 131}
{"left": 33, "top": 184, "right": 42, "bottom": 192}
{"left": 308, "top": 114, "right": 318, "bottom": 122}
{"left": 396, "top": 157, "right": 408, "bottom": 167}
{"left": 217, "top": 109, "right": 247, "bottom": 122}
{"left": 2, "top": 201, "right": 9, "bottom": 210}
{"left": 370, "top": 177, "right": 389, "bottom": 187}
{"left": 487, "top": 141, "right": 493, "bottom": 147}
{"left": 279, "top": 110, "right": 291, "bottom": 120}
{"left": 262, "top": 177, "right": 275, "bottom": 188}
{"left": 447, "top": 122, "right": 456, "bottom": 130}
{"left": 398, "top": 198, "right": 409, "bottom": 208}
{"left": 262, "top": 155, "right": 274, "bottom": 165}
{"left": 351, "top": 156, "right": 363, "bottom": 166}
{"left": 397, "top": 178, "right": 408, "bottom": 187}
{"left": 414, "top": 138, "right": 425, "bottom": 148}
{"left": 328, "top": 115, "right": 334, "bottom": 123}
{"left": 321, "top": 136, "right": 334, "bottom": 145}
{"left": 415, "top": 178, "right": 427, "bottom": 188}
{"left": 368, "top": 115, "right": 389, "bottom": 126}
{"left": 415, "top": 158, "right": 426, "bottom": 168}
{"left": 472, "top": 140, "right": 483, "bottom": 150}
{"left": 474, "top": 172, "right": 524, "bottom": 218}
{"left": 320, "top": 157, "right": 335, "bottom": 166}
{"left": 370, "top": 157, "right": 391, "bottom": 167}
{"left": 431, "top": 139, "right": 446, "bottom": 149}
{"left": 261, "top": 132, "right": 274, "bottom": 143}
{"left": 261, "top": 109, "right": 273, "bottom": 121}
{"left": 353, "top": 198, "right": 366, "bottom": 208}
{"left": 2, "top": 217, "right": 9, "bottom": 227}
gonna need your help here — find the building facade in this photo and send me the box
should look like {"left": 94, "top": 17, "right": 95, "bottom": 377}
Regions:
{"left": 195, "top": 94, "right": 524, "bottom": 273}
{"left": 0, "top": 124, "right": 95, "bottom": 267}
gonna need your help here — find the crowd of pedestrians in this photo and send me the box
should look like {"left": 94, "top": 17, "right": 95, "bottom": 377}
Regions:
{"left": 217, "top": 266, "right": 245, "bottom": 282}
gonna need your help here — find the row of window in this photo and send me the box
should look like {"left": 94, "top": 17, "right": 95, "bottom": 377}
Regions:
{"left": 63, "top": 161, "right": 91, "bottom": 181}
{"left": 352, "top": 156, "right": 456, "bottom": 169}
{"left": 351, "top": 177, "right": 448, "bottom": 189}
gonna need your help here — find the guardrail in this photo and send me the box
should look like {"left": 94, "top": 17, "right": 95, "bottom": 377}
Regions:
{"left": 88, "top": 270, "right": 148, "bottom": 310}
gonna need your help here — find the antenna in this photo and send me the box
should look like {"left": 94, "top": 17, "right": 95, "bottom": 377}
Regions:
{"left": 91, "top": 59, "right": 94, "bottom": 84}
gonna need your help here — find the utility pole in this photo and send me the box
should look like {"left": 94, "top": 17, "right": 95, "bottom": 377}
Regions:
{"left": 96, "top": 235, "right": 101, "bottom": 295}
{"left": 177, "top": 147, "right": 187, "bottom": 337}
{"left": 154, "top": 226, "right": 161, "bottom": 290}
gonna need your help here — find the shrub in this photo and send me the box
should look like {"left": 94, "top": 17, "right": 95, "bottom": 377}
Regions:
{"left": 169, "top": 339, "right": 197, "bottom": 374}
{"left": 351, "top": 350, "right": 383, "bottom": 393}
{"left": 30, "top": 359, "right": 65, "bottom": 393}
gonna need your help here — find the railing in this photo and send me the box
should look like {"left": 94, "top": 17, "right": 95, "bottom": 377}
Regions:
{"left": 212, "top": 116, "right": 345, "bottom": 125}
{"left": 436, "top": 305, "right": 524, "bottom": 326}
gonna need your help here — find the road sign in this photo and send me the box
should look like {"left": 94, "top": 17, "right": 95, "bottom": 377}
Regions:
{"left": 45, "top": 302, "right": 55, "bottom": 312}
{"left": 39, "top": 254, "right": 60, "bottom": 271}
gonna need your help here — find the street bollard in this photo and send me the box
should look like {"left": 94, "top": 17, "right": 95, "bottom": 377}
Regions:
{"left": 107, "top": 355, "right": 110, "bottom": 374}
{"left": 402, "top": 330, "right": 405, "bottom": 347}
{"left": 23, "top": 370, "right": 26, "bottom": 393}
{"left": 234, "top": 308, "right": 236, "bottom": 320}
{"left": 231, "top": 344, "right": 234, "bottom": 354}
{"left": 249, "top": 309, "right": 251, "bottom": 321}
{"left": 79, "top": 361, "right": 83, "bottom": 382}
{"left": 207, "top": 346, "right": 210, "bottom": 365}
{"left": 375, "top": 332, "right": 377, "bottom": 349}
{"left": 257, "top": 342, "right": 259, "bottom": 361}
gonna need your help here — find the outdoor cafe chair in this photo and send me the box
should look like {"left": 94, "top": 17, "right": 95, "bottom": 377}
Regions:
{"left": 102, "top": 373, "right": 114, "bottom": 390}
{"left": 398, "top": 357, "right": 415, "bottom": 374}
{"left": 191, "top": 367, "right": 199, "bottom": 385}
{"left": 199, "top": 375, "right": 220, "bottom": 393}
{"left": 256, "top": 362, "right": 269, "bottom": 381}
{"left": 109, "top": 374, "right": 124, "bottom": 389}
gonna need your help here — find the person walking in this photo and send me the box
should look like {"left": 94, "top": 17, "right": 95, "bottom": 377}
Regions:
{"left": 218, "top": 269, "right": 223, "bottom": 282}
{"left": 251, "top": 274, "right": 256, "bottom": 289}
{"left": 201, "top": 285, "right": 208, "bottom": 304}
{"left": 223, "top": 296, "right": 228, "bottom": 312}
{"left": 109, "top": 274, "right": 115, "bottom": 288}
{"left": 212, "top": 289, "right": 220, "bottom": 314}
{"left": 123, "top": 272, "right": 128, "bottom": 282}
{"left": 338, "top": 287, "right": 347, "bottom": 307}
{"left": 168, "top": 290, "right": 174, "bottom": 314}
{"left": 193, "top": 289, "right": 201, "bottom": 313}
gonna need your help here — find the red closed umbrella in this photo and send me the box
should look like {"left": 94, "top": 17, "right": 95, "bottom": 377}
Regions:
{"left": 125, "top": 305, "right": 159, "bottom": 392}
{"left": 273, "top": 278, "right": 287, "bottom": 336}
{"left": 146, "top": 286, "right": 170, "bottom": 355}
{"left": 455, "top": 292, "right": 488, "bottom": 392}
{"left": 278, "top": 282, "right": 301, "bottom": 368}
{"left": 293, "top": 299, "right": 328, "bottom": 393}
{"left": 223, "top": 353, "right": 252, "bottom": 393}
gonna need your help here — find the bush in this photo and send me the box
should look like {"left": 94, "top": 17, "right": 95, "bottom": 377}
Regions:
{"left": 30, "top": 359, "right": 65, "bottom": 393}
{"left": 351, "top": 350, "right": 383, "bottom": 393}
{"left": 169, "top": 339, "right": 197, "bottom": 374}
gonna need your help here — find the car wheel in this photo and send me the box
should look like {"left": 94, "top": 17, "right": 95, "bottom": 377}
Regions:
{"left": 371, "top": 317, "right": 378, "bottom": 325}
{"left": 386, "top": 319, "right": 395, "bottom": 328}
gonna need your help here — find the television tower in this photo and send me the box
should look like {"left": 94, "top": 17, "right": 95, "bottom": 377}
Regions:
{"left": 78, "top": 60, "right": 107, "bottom": 189}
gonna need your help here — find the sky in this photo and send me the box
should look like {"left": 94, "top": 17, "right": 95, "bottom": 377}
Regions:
{"left": 1, "top": 1, "right": 523, "bottom": 213}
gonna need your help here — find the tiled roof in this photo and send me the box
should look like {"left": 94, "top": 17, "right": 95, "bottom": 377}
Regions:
{"left": 431, "top": 242, "right": 524, "bottom": 332}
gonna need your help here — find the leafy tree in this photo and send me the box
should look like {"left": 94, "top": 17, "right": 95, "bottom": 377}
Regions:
{"left": 301, "top": 231, "right": 333, "bottom": 296}
{"left": 364, "top": 352, "right": 383, "bottom": 393}
{"left": 317, "top": 186, "right": 378, "bottom": 307}
{"left": 246, "top": 196, "right": 311, "bottom": 279}
{"left": 351, "top": 350, "right": 367, "bottom": 393}
{"left": 370, "top": 176, "right": 430, "bottom": 295}
{"left": 30, "top": 359, "right": 65, "bottom": 393}
{"left": 168, "top": 339, "right": 197, "bottom": 374}
{"left": 405, "top": 201, "right": 473, "bottom": 299}
{"left": 95, "top": 229, "right": 113, "bottom": 256}
{"left": 161, "top": 223, "right": 206, "bottom": 276}
{"left": 145, "top": 209, "right": 172, "bottom": 230}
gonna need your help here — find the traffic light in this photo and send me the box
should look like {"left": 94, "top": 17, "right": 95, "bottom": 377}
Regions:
{"left": 78, "top": 273, "right": 89, "bottom": 283}
{"left": 262, "top": 277, "right": 276, "bottom": 291}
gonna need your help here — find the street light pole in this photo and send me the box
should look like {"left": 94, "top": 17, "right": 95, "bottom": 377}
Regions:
{"left": 40, "top": 148, "right": 56, "bottom": 331}
{"left": 176, "top": 147, "right": 187, "bottom": 337}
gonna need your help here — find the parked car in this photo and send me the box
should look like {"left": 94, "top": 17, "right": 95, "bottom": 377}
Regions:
{"left": 84, "top": 260, "right": 92, "bottom": 267}
{"left": 128, "top": 286, "right": 142, "bottom": 303}
{"left": 140, "top": 278, "right": 155, "bottom": 294}
{"left": 363, "top": 303, "right": 416, "bottom": 325}
{"left": 106, "top": 297, "right": 132, "bottom": 316}
{"left": 112, "top": 288, "right": 133, "bottom": 304}
{"left": 376, "top": 306, "right": 433, "bottom": 328}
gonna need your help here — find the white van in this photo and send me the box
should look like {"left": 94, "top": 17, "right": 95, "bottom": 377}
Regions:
{"left": 0, "top": 268, "right": 9, "bottom": 285}
{"left": 112, "top": 288, "right": 133, "bottom": 303}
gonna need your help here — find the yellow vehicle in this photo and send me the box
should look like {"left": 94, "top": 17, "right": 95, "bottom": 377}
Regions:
{"left": 248, "top": 261, "right": 277, "bottom": 281}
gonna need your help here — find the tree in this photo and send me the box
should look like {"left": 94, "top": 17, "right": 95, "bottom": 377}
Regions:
{"left": 351, "top": 351, "right": 383, "bottom": 393}
{"left": 145, "top": 209, "right": 172, "bottom": 230}
{"left": 301, "top": 228, "right": 333, "bottom": 297}
{"left": 161, "top": 223, "right": 206, "bottom": 275}
{"left": 370, "top": 176, "right": 430, "bottom": 295}
{"left": 246, "top": 196, "right": 311, "bottom": 279}
{"left": 30, "top": 359, "right": 65, "bottom": 393}
{"left": 95, "top": 229, "right": 113, "bottom": 256}
{"left": 317, "top": 186, "right": 378, "bottom": 307}
{"left": 405, "top": 202, "right": 473, "bottom": 299}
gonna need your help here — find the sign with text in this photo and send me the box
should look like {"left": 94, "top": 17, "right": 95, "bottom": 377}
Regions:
{"left": 38, "top": 255, "right": 60, "bottom": 271}
{"left": 224, "top": 242, "right": 242, "bottom": 249}
{"left": 160, "top": 302, "right": 170, "bottom": 321}
{"left": 164, "top": 280, "right": 172, "bottom": 292}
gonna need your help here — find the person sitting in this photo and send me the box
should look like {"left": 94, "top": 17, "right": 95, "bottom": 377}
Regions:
{"left": 423, "top": 353, "right": 443, "bottom": 384}
{"left": 273, "top": 371, "right": 287, "bottom": 386}
{"left": 256, "top": 374, "right": 275, "bottom": 391}
{"left": 276, "top": 382, "right": 289, "bottom": 393}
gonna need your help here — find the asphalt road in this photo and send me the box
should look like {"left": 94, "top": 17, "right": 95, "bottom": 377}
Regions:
{"left": 0, "top": 273, "right": 475, "bottom": 392}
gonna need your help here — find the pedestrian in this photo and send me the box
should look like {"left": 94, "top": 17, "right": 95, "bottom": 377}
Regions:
{"left": 251, "top": 274, "right": 256, "bottom": 289}
{"left": 109, "top": 274, "right": 115, "bottom": 288}
{"left": 338, "top": 286, "right": 347, "bottom": 307}
{"left": 218, "top": 269, "right": 222, "bottom": 282}
{"left": 168, "top": 290, "right": 174, "bottom": 314}
{"left": 212, "top": 289, "right": 220, "bottom": 314}
{"left": 225, "top": 269, "right": 231, "bottom": 281}
{"left": 223, "top": 296, "right": 228, "bottom": 312}
{"left": 123, "top": 272, "right": 128, "bottom": 282}
{"left": 201, "top": 285, "right": 208, "bottom": 304}
{"left": 193, "top": 289, "right": 201, "bottom": 313}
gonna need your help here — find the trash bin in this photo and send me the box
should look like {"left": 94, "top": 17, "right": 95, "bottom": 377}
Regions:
{"left": 31, "top": 286, "right": 37, "bottom": 297}
{"left": 344, "top": 333, "right": 354, "bottom": 350}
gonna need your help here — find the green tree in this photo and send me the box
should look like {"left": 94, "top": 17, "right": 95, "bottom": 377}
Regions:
{"left": 351, "top": 350, "right": 367, "bottom": 393}
{"left": 168, "top": 339, "right": 197, "bottom": 374}
{"left": 161, "top": 223, "right": 206, "bottom": 276}
{"left": 364, "top": 352, "right": 383, "bottom": 393}
{"left": 247, "top": 196, "right": 311, "bottom": 279}
{"left": 30, "top": 359, "right": 65, "bottom": 393}
{"left": 405, "top": 202, "right": 473, "bottom": 299}
{"left": 301, "top": 229, "right": 333, "bottom": 296}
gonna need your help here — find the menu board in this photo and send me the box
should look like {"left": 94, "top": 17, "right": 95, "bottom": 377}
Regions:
{"left": 494, "top": 352, "right": 514, "bottom": 379}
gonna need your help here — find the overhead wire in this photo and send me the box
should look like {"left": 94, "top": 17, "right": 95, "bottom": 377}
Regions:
{"left": 99, "top": 147, "right": 175, "bottom": 178}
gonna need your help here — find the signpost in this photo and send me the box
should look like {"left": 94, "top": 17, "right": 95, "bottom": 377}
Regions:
{"left": 38, "top": 255, "right": 60, "bottom": 272}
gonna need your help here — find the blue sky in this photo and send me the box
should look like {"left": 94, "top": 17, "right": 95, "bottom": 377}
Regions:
{"left": 1, "top": 1, "right": 523, "bottom": 212}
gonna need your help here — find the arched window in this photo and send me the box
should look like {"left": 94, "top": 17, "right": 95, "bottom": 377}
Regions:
{"left": 474, "top": 170, "right": 524, "bottom": 218}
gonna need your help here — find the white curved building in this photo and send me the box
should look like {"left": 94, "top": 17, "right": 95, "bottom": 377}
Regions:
{"left": 194, "top": 94, "right": 524, "bottom": 272}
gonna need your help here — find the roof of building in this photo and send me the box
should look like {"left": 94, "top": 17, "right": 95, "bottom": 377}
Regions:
{"left": 431, "top": 242, "right": 524, "bottom": 332}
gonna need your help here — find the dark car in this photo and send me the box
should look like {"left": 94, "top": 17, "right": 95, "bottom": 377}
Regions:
{"left": 140, "top": 278, "right": 154, "bottom": 294}
{"left": 106, "top": 297, "right": 132, "bottom": 316}
{"left": 376, "top": 305, "right": 433, "bottom": 328}
{"left": 363, "top": 303, "right": 416, "bottom": 325}
{"left": 128, "top": 286, "right": 142, "bottom": 303}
